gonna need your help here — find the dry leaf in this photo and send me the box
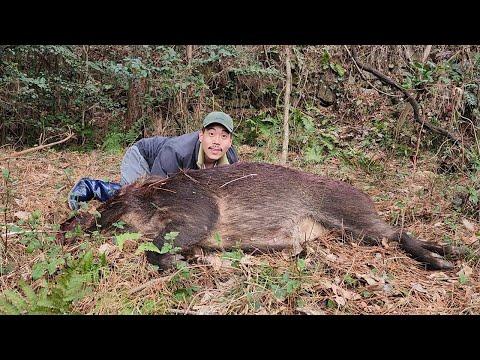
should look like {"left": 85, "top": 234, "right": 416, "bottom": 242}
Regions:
{"left": 462, "top": 234, "right": 478, "bottom": 245}
{"left": 411, "top": 283, "right": 427, "bottom": 293}
{"left": 202, "top": 255, "right": 224, "bottom": 271}
{"left": 14, "top": 211, "right": 30, "bottom": 220}
{"left": 427, "top": 272, "right": 450, "bottom": 281}
{"left": 296, "top": 307, "right": 326, "bottom": 315}
{"left": 456, "top": 265, "right": 473, "bottom": 278}
{"left": 334, "top": 295, "right": 346, "bottom": 307}
{"left": 325, "top": 253, "right": 337, "bottom": 262}
{"left": 462, "top": 218, "right": 476, "bottom": 233}
{"left": 98, "top": 243, "right": 117, "bottom": 256}
{"left": 240, "top": 254, "right": 255, "bottom": 266}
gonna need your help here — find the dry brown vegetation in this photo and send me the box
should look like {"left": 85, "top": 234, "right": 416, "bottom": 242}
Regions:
{"left": 1, "top": 144, "right": 479, "bottom": 315}
{"left": 1, "top": 45, "right": 480, "bottom": 315}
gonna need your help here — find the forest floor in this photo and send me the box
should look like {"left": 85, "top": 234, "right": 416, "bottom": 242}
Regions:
{"left": 1, "top": 144, "right": 480, "bottom": 315}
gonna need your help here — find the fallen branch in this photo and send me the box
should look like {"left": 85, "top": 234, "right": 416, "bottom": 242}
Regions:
{"left": 347, "top": 48, "right": 460, "bottom": 144}
{"left": 0, "top": 132, "right": 76, "bottom": 161}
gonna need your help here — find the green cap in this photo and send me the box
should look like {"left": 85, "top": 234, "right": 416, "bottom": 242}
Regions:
{"left": 202, "top": 111, "right": 234, "bottom": 133}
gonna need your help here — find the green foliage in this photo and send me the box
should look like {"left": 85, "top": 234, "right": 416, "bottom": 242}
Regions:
{"left": 114, "top": 232, "right": 142, "bottom": 251}
{"left": 221, "top": 248, "right": 244, "bottom": 268}
{"left": 170, "top": 262, "right": 198, "bottom": 303}
{"left": 135, "top": 242, "right": 161, "bottom": 255}
{"left": 403, "top": 61, "right": 437, "bottom": 89}
{"left": 159, "top": 231, "right": 181, "bottom": 255}
{"left": 340, "top": 147, "right": 385, "bottom": 175}
{"left": 289, "top": 108, "right": 339, "bottom": 164}
{"left": 0, "top": 250, "right": 107, "bottom": 314}
{"left": 257, "top": 265, "right": 303, "bottom": 302}
{"left": 102, "top": 118, "right": 145, "bottom": 154}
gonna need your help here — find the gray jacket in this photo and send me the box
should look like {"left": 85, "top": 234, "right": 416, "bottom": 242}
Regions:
{"left": 134, "top": 131, "right": 239, "bottom": 178}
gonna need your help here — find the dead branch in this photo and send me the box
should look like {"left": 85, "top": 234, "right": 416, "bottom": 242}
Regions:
{"left": 179, "top": 168, "right": 199, "bottom": 183}
{"left": 0, "top": 132, "right": 76, "bottom": 161}
{"left": 348, "top": 48, "right": 460, "bottom": 144}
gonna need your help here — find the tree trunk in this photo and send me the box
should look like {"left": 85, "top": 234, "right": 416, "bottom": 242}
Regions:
{"left": 186, "top": 45, "right": 193, "bottom": 65}
{"left": 124, "top": 46, "right": 147, "bottom": 132}
{"left": 280, "top": 45, "right": 292, "bottom": 165}
{"left": 421, "top": 45, "right": 432, "bottom": 63}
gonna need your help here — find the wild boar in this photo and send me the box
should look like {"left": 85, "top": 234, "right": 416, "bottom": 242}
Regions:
{"left": 58, "top": 162, "right": 464, "bottom": 270}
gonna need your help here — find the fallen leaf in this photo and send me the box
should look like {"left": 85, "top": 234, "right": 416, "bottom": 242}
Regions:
{"left": 462, "top": 234, "right": 478, "bottom": 245}
{"left": 411, "top": 283, "right": 427, "bottom": 293}
{"left": 457, "top": 265, "right": 473, "bottom": 278}
{"left": 383, "top": 284, "right": 394, "bottom": 294}
{"left": 462, "top": 218, "right": 476, "bottom": 233}
{"left": 427, "top": 272, "right": 450, "bottom": 281}
{"left": 14, "top": 211, "right": 30, "bottom": 220}
{"left": 334, "top": 295, "right": 346, "bottom": 307}
{"left": 296, "top": 307, "right": 326, "bottom": 315}
{"left": 98, "top": 243, "right": 117, "bottom": 256}
{"left": 325, "top": 253, "right": 337, "bottom": 262}
{"left": 202, "top": 255, "right": 224, "bottom": 271}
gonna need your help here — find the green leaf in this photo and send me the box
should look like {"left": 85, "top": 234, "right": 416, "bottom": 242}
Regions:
{"left": 297, "top": 258, "right": 306, "bottom": 272}
{"left": 214, "top": 232, "right": 222, "bottom": 246}
{"left": 0, "top": 295, "right": 21, "bottom": 314}
{"left": 459, "top": 273, "right": 469, "bottom": 285}
{"left": 135, "top": 242, "right": 162, "bottom": 255}
{"left": 164, "top": 231, "right": 179, "bottom": 241}
{"left": 112, "top": 220, "right": 126, "bottom": 229}
{"left": 4, "top": 290, "right": 28, "bottom": 313}
{"left": 32, "top": 262, "right": 48, "bottom": 280}
{"left": 18, "top": 280, "right": 37, "bottom": 305}
{"left": 2, "top": 168, "right": 10, "bottom": 180}
{"left": 115, "top": 232, "right": 142, "bottom": 251}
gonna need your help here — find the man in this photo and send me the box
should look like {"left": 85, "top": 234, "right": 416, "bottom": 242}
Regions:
{"left": 68, "top": 111, "right": 238, "bottom": 210}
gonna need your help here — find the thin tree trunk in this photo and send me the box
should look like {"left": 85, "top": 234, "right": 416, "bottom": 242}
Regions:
{"left": 125, "top": 46, "right": 146, "bottom": 132}
{"left": 186, "top": 45, "right": 193, "bottom": 65}
{"left": 421, "top": 45, "right": 432, "bottom": 63}
{"left": 281, "top": 46, "right": 292, "bottom": 165}
{"left": 81, "top": 45, "right": 89, "bottom": 145}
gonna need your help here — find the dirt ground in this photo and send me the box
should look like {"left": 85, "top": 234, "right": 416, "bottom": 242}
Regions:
{"left": 1, "top": 145, "right": 479, "bottom": 315}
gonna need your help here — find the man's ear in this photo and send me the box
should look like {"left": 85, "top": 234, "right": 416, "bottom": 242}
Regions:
{"left": 198, "top": 131, "right": 204, "bottom": 143}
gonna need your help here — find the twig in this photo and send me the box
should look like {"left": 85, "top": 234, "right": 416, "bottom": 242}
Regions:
{"left": 128, "top": 264, "right": 207, "bottom": 295}
{"left": 347, "top": 47, "right": 460, "bottom": 144}
{"left": 151, "top": 187, "right": 177, "bottom": 194}
{"left": 219, "top": 174, "right": 257, "bottom": 188}
{"left": 179, "top": 168, "right": 199, "bottom": 183}
{"left": 0, "top": 132, "right": 75, "bottom": 161}
{"left": 167, "top": 308, "right": 199, "bottom": 315}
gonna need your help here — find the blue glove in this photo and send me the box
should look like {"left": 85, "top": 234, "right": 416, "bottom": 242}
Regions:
{"left": 68, "top": 178, "right": 122, "bottom": 210}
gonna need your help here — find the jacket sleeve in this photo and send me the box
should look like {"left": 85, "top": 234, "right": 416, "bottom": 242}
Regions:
{"left": 227, "top": 146, "right": 239, "bottom": 163}
{"left": 150, "top": 145, "right": 182, "bottom": 178}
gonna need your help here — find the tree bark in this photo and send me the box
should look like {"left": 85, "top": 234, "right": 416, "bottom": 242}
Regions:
{"left": 281, "top": 46, "right": 292, "bottom": 165}
{"left": 186, "top": 45, "right": 193, "bottom": 65}
{"left": 124, "top": 46, "right": 147, "bottom": 132}
{"left": 421, "top": 45, "right": 432, "bottom": 63}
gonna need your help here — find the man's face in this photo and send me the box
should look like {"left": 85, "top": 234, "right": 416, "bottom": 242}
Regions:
{"left": 199, "top": 125, "right": 232, "bottom": 163}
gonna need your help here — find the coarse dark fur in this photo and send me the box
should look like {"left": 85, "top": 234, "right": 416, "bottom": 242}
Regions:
{"left": 58, "top": 162, "right": 466, "bottom": 270}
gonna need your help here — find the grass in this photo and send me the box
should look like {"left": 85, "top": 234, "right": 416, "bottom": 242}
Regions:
{"left": 0, "top": 146, "right": 479, "bottom": 315}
